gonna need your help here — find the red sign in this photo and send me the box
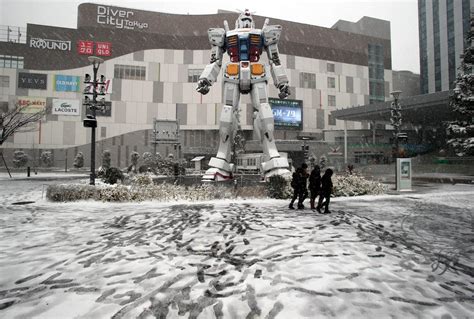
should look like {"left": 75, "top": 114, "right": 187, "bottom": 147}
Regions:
{"left": 95, "top": 42, "right": 112, "bottom": 57}
{"left": 77, "top": 40, "right": 94, "bottom": 55}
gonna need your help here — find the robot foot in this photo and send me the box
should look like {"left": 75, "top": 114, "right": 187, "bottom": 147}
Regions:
{"left": 261, "top": 157, "right": 291, "bottom": 181}
{"left": 202, "top": 167, "right": 233, "bottom": 182}
{"left": 264, "top": 168, "right": 292, "bottom": 181}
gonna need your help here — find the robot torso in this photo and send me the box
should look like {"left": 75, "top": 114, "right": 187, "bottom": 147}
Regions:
{"left": 225, "top": 28, "right": 263, "bottom": 62}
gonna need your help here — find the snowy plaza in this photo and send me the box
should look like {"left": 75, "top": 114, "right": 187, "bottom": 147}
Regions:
{"left": 0, "top": 177, "right": 473, "bottom": 318}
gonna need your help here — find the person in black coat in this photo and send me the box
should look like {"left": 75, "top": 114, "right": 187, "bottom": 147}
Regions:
{"left": 308, "top": 165, "right": 321, "bottom": 210}
{"left": 316, "top": 168, "right": 333, "bottom": 214}
{"left": 289, "top": 163, "right": 308, "bottom": 209}
{"left": 297, "top": 163, "right": 309, "bottom": 209}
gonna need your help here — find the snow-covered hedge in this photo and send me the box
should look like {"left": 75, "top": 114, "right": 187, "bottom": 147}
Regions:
{"left": 333, "top": 174, "right": 387, "bottom": 196}
{"left": 46, "top": 182, "right": 258, "bottom": 202}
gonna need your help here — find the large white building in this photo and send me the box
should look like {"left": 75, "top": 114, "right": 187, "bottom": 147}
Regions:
{"left": 0, "top": 3, "right": 393, "bottom": 167}
{"left": 418, "top": 0, "right": 473, "bottom": 93}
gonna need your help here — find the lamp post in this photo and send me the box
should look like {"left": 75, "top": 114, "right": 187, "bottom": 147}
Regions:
{"left": 83, "top": 56, "right": 105, "bottom": 185}
{"left": 390, "top": 90, "right": 402, "bottom": 160}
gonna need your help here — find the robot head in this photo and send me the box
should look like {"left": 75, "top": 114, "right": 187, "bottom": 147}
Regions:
{"left": 235, "top": 9, "right": 255, "bottom": 29}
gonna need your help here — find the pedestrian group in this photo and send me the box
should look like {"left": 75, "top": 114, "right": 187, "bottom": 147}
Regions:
{"left": 289, "top": 163, "right": 333, "bottom": 214}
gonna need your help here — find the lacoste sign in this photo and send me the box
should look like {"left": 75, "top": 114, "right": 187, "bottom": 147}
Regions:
{"left": 52, "top": 99, "right": 80, "bottom": 116}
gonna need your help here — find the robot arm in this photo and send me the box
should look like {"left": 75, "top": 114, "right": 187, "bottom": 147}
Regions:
{"left": 197, "top": 28, "right": 226, "bottom": 95}
{"left": 263, "top": 25, "right": 290, "bottom": 99}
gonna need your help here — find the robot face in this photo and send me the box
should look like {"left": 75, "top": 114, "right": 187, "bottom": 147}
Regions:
{"left": 235, "top": 9, "right": 255, "bottom": 29}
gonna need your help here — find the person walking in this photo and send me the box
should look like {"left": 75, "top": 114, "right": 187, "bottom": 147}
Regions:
{"left": 309, "top": 165, "right": 321, "bottom": 210}
{"left": 289, "top": 167, "right": 302, "bottom": 209}
{"left": 297, "top": 163, "right": 309, "bottom": 209}
{"left": 316, "top": 168, "right": 333, "bottom": 214}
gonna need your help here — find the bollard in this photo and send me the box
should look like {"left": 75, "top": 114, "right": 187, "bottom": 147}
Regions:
{"left": 27, "top": 166, "right": 31, "bottom": 177}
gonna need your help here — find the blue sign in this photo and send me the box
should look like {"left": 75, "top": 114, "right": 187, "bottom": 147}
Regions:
{"left": 269, "top": 98, "right": 303, "bottom": 129}
{"left": 55, "top": 75, "right": 80, "bottom": 92}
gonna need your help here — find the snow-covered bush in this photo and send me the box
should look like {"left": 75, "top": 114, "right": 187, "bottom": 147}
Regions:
{"left": 40, "top": 151, "right": 53, "bottom": 167}
{"left": 319, "top": 155, "right": 328, "bottom": 169}
{"left": 127, "top": 152, "right": 140, "bottom": 173}
{"left": 103, "top": 167, "right": 124, "bottom": 184}
{"left": 333, "top": 173, "right": 387, "bottom": 197}
{"left": 131, "top": 174, "right": 153, "bottom": 186}
{"left": 73, "top": 152, "right": 84, "bottom": 168}
{"left": 46, "top": 182, "right": 242, "bottom": 202}
{"left": 13, "top": 150, "right": 28, "bottom": 168}
{"left": 266, "top": 175, "right": 292, "bottom": 199}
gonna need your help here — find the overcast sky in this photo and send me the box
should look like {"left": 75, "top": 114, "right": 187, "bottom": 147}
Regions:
{"left": 0, "top": 0, "right": 420, "bottom": 73}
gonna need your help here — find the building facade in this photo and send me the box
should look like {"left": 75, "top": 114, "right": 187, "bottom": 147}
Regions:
{"left": 0, "top": 3, "right": 392, "bottom": 168}
{"left": 392, "top": 70, "right": 420, "bottom": 97}
{"left": 418, "top": 0, "right": 473, "bottom": 94}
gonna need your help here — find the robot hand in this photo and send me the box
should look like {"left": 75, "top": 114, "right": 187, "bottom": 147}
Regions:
{"left": 196, "top": 79, "right": 211, "bottom": 95}
{"left": 278, "top": 83, "right": 290, "bottom": 99}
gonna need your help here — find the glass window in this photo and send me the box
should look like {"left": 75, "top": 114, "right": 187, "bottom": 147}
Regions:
{"left": 328, "top": 114, "right": 336, "bottom": 125}
{"left": 0, "top": 75, "right": 9, "bottom": 88}
{"left": 328, "top": 95, "right": 336, "bottom": 107}
{"left": 188, "top": 69, "right": 203, "bottom": 82}
{"left": 327, "top": 77, "right": 336, "bottom": 89}
{"left": 299, "top": 72, "right": 316, "bottom": 89}
{"left": 114, "top": 64, "right": 146, "bottom": 80}
{"left": 327, "top": 63, "right": 335, "bottom": 73}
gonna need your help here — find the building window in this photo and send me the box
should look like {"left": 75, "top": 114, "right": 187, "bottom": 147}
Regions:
{"left": 328, "top": 95, "right": 336, "bottom": 107}
{"left": 346, "top": 76, "right": 353, "bottom": 93}
{"left": 188, "top": 69, "right": 203, "bottom": 82}
{"left": 299, "top": 72, "right": 316, "bottom": 89}
{"left": 114, "top": 64, "right": 146, "bottom": 80}
{"left": 327, "top": 63, "right": 335, "bottom": 73}
{"left": 327, "top": 77, "right": 336, "bottom": 89}
{"left": 328, "top": 114, "right": 336, "bottom": 125}
{"left": 0, "top": 55, "right": 24, "bottom": 69}
{"left": 100, "top": 127, "right": 106, "bottom": 138}
{"left": 368, "top": 43, "right": 385, "bottom": 103}
{"left": 0, "top": 75, "right": 9, "bottom": 88}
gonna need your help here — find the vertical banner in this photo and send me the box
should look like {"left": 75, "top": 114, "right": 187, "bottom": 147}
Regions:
{"left": 77, "top": 40, "right": 94, "bottom": 55}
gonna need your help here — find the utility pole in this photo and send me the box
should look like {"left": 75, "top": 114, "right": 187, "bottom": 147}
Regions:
{"left": 83, "top": 56, "right": 106, "bottom": 185}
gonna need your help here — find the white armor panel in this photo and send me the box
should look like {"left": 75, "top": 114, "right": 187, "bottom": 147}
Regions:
{"left": 208, "top": 28, "right": 226, "bottom": 47}
{"left": 262, "top": 25, "right": 282, "bottom": 46}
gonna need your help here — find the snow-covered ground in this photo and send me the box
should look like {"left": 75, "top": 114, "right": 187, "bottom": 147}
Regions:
{"left": 0, "top": 179, "right": 473, "bottom": 318}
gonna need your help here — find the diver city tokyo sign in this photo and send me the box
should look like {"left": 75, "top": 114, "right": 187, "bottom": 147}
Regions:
{"left": 96, "top": 5, "right": 149, "bottom": 30}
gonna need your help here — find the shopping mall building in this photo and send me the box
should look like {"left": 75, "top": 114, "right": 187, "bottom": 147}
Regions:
{"left": 0, "top": 3, "right": 393, "bottom": 168}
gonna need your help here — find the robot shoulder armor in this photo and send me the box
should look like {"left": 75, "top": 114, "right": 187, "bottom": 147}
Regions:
{"left": 208, "top": 28, "right": 226, "bottom": 47}
{"left": 262, "top": 25, "right": 282, "bottom": 46}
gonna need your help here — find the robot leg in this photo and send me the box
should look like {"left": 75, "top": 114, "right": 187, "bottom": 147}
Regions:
{"left": 202, "top": 82, "right": 240, "bottom": 182}
{"left": 251, "top": 82, "right": 290, "bottom": 180}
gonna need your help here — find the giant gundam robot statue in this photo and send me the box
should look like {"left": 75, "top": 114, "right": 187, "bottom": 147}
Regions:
{"left": 197, "top": 9, "right": 291, "bottom": 181}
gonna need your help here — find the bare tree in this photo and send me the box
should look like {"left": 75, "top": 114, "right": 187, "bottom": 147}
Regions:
{"left": 0, "top": 103, "right": 47, "bottom": 146}
{"left": 0, "top": 103, "right": 48, "bottom": 176}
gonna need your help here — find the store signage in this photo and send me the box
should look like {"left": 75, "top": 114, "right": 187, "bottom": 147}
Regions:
{"left": 96, "top": 5, "right": 148, "bottom": 30}
{"left": 77, "top": 40, "right": 94, "bottom": 55}
{"left": 77, "top": 40, "right": 112, "bottom": 57}
{"left": 52, "top": 99, "right": 80, "bottom": 116}
{"left": 95, "top": 42, "right": 112, "bottom": 56}
{"left": 17, "top": 96, "right": 46, "bottom": 113}
{"left": 55, "top": 75, "right": 81, "bottom": 92}
{"left": 86, "top": 101, "right": 112, "bottom": 117}
{"left": 29, "top": 37, "right": 71, "bottom": 51}
{"left": 18, "top": 72, "right": 47, "bottom": 90}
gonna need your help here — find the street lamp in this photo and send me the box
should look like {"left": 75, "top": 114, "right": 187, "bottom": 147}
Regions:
{"left": 390, "top": 90, "right": 402, "bottom": 160}
{"left": 83, "top": 56, "right": 106, "bottom": 185}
